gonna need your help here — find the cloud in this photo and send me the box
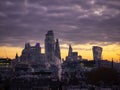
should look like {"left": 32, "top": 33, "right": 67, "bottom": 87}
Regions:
{"left": 0, "top": 0, "right": 120, "bottom": 47}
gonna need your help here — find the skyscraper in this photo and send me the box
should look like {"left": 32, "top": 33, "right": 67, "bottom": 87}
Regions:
{"left": 45, "top": 30, "right": 55, "bottom": 61}
{"left": 68, "top": 44, "right": 72, "bottom": 57}
{"left": 92, "top": 46, "right": 103, "bottom": 61}
{"left": 55, "top": 39, "right": 61, "bottom": 59}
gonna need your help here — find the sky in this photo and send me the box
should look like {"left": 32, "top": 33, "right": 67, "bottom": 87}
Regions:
{"left": 0, "top": 0, "right": 120, "bottom": 61}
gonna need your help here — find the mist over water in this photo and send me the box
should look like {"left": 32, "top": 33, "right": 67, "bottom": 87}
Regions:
{"left": 54, "top": 56, "right": 62, "bottom": 80}
{"left": 45, "top": 56, "right": 62, "bottom": 80}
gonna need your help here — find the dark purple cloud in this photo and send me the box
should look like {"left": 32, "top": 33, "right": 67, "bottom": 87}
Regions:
{"left": 0, "top": 0, "right": 120, "bottom": 47}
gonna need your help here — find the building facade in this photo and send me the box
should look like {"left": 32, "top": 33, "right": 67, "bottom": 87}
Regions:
{"left": 45, "top": 30, "right": 61, "bottom": 61}
{"left": 55, "top": 39, "right": 61, "bottom": 59}
{"left": 92, "top": 46, "right": 103, "bottom": 67}
{"left": 45, "top": 30, "right": 55, "bottom": 61}
{"left": 20, "top": 43, "right": 41, "bottom": 62}
{"left": 92, "top": 46, "right": 103, "bottom": 61}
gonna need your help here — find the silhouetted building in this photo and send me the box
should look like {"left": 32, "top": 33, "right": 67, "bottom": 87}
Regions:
{"left": 45, "top": 30, "right": 61, "bottom": 60}
{"left": 71, "top": 52, "right": 78, "bottom": 60}
{"left": 55, "top": 39, "right": 61, "bottom": 59}
{"left": 15, "top": 53, "right": 19, "bottom": 60}
{"left": 68, "top": 44, "right": 72, "bottom": 57}
{"left": 66, "top": 45, "right": 72, "bottom": 61}
{"left": 111, "top": 58, "right": 114, "bottom": 68}
{"left": 45, "top": 30, "right": 55, "bottom": 61}
{"left": 92, "top": 46, "right": 102, "bottom": 67}
{"left": 66, "top": 45, "right": 82, "bottom": 61}
{"left": 92, "top": 46, "right": 102, "bottom": 61}
{"left": 20, "top": 43, "right": 41, "bottom": 62}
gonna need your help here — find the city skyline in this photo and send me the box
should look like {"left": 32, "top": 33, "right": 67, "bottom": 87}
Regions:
{"left": 0, "top": 30, "right": 119, "bottom": 61}
{"left": 0, "top": 0, "right": 120, "bottom": 61}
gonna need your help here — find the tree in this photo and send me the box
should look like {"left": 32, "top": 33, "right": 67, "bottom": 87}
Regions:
{"left": 87, "top": 67, "right": 119, "bottom": 85}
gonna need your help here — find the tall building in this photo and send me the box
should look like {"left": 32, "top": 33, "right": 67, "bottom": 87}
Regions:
{"left": 55, "top": 39, "right": 61, "bottom": 59}
{"left": 68, "top": 44, "right": 72, "bottom": 57}
{"left": 45, "top": 30, "right": 55, "bottom": 61}
{"left": 66, "top": 45, "right": 82, "bottom": 61}
{"left": 20, "top": 43, "right": 41, "bottom": 62}
{"left": 45, "top": 31, "right": 62, "bottom": 79}
{"left": 92, "top": 46, "right": 103, "bottom": 62}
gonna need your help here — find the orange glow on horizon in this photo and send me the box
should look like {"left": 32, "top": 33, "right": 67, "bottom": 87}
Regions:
{"left": 0, "top": 46, "right": 23, "bottom": 59}
{"left": 0, "top": 44, "right": 120, "bottom": 62}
